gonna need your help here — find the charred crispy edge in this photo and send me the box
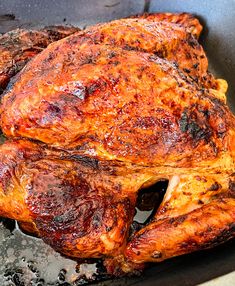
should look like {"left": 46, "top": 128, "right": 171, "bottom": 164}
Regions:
{"left": 125, "top": 198, "right": 235, "bottom": 263}
{"left": 130, "top": 12, "right": 203, "bottom": 38}
{"left": 42, "top": 26, "right": 80, "bottom": 41}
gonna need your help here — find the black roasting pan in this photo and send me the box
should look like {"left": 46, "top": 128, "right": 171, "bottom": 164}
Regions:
{"left": 0, "top": 1, "right": 234, "bottom": 285}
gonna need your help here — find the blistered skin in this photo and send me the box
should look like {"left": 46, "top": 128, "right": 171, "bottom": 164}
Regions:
{"left": 0, "top": 26, "right": 79, "bottom": 92}
{"left": 0, "top": 13, "right": 234, "bottom": 275}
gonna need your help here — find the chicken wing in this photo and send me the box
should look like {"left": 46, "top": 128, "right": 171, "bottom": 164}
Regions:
{"left": 0, "top": 26, "right": 79, "bottom": 93}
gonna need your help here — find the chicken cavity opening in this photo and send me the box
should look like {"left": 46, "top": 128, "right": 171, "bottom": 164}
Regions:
{"left": 131, "top": 180, "right": 168, "bottom": 229}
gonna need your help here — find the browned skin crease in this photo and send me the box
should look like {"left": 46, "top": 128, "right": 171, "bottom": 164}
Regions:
{"left": 0, "top": 13, "right": 234, "bottom": 275}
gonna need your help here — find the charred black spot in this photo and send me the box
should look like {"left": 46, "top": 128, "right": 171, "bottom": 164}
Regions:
{"left": 45, "top": 51, "right": 56, "bottom": 62}
{"left": 87, "top": 80, "right": 105, "bottom": 95}
{"left": 87, "top": 83, "right": 99, "bottom": 95}
{"left": 188, "top": 38, "right": 197, "bottom": 48}
{"left": 111, "top": 60, "right": 120, "bottom": 66}
{"left": 0, "top": 164, "right": 12, "bottom": 194}
{"left": 209, "top": 96, "right": 226, "bottom": 111}
{"left": 209, "top": 141, "right": 218, "bottom": 155}
{"left": 179, "top": 109, "right": 212, "bottom": 142}
{"left": 123, "top": 45, "right": 135, "bottom": 51}
{"left": 92, "top": 213, "right": 102, "bottom": 228}
{"left": 199, "top": 108, "right": 210, "bottom": 119}
{"left": 169, "top": 215, "right": 187, "bottom": 226}
{"left": 53, "top": 215, "right": 64, "bottom": 223}
{"left": 107, "top": 51, "right": 117, "bottom": 59}
{"left": 183, "top": 68, "right": 191, "bottom": 74}
{"left": 173, "top": 62, "right": 179, "bottom": 69}
{"left": 202, "top": 223, "right": 235, "bottom": 249}
{"left": 45, "top": 28, "right": 69, "bottom": 42}
{"left": 216, "top": 122, "right": 227, "bottom": 138}
{"left": 13, "top": 124, "right": 19, "bottom": 130}
{"left": 66, "top": 35, "right": 80, "bottom": 45}
{"left": 80, "top": 54, "right": 96, "bottom": 65}
{"left": 129, "top": 221, "right": 142, "bottom": 240}
{"left": 180, "top": 239, "right": 198, "bottom": 249}
{"left": 1, "top": 73, "right": 20, "bottom": 96}
{"left": 148, "top": 54, "right": 159, "bottom": 62}
{"left": 193, "top": 77, "right": 199, "bottom": 84}
{"left": 187, "top": 121, "right": 201, "bottom": 137}
{"left": 179, "top": 110, "right": 188, "bottom": 132}
{"left": 207, "top": 182, "right": 222, "bottom": 192}
{"left": 106, "top": 226, "right": 112, "bottom": 232}
{"left": 154, "top": 50, "right": 163, "bottom": 58}
{"left": 229, "top": 180, "right": 235, "bottom": 197}
{"left": 229, "top": 181, "right": 235, "bottom": 192}
{"left": 46, "top": 103, "right": 61, "bottom": 116}
{"left": 67, "top": 155, "right": 99, "bottom": 169}
{"left": 154, "top": 48, "right": 167, "bottom": 59}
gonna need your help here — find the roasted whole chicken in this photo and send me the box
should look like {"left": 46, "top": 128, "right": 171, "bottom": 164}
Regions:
{"left": 0, "top": 13, "right": 234, "bottom": 275}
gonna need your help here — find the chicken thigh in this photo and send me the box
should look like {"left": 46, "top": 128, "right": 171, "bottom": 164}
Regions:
{"left": 0, "top": 140, "right": 139, "bottom": 259}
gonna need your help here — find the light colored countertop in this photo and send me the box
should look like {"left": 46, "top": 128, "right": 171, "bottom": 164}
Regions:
{"left": 199, "top": 272, "right": 235, "bottom": 286}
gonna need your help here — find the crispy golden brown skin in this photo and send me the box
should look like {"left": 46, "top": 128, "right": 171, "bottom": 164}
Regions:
{"left": 0, "top": 26, "right": 80, "bottom": 93}
{"left": 86, "top": 16, "right": 209, "bottom": 85}
{"left": 0, "top": 139, "right": 139, "bottom": 258}
{"left": 0, "top": 13, "right": 234, "bottom": 275}
{"left": 0, "top": 138, "right": 234, "bottom": 274}
{"left": 125, "top": 174, "right": 235, "bottom": 263}
{"left": 0, "top": 42, "right": 232, "bottom": 166}
{"left": 136, "top": 12, "right": 203, "bottom": 38}
{"left": 0, "top": 138, "right": 234, "bottom": 273}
